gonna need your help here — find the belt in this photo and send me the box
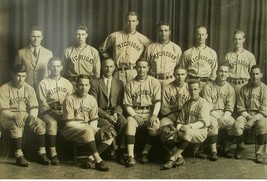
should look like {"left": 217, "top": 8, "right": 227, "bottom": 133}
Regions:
{"left": 117, "top": 66, "right": 136, "bottom": 71}
{"left": 188, "top": 75, "right": 210, "bottom": 82}
{"left": 227, "top": 78, "right": 248, "bottom": 85}
{"left": 133, "top": 106, "right": 152, "bottom": 110}
{"left": 155, "top": 74, "right": 174, "bottom": 80}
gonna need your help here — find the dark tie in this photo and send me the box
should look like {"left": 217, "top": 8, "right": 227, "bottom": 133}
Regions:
{"left": 33, "top": 48, "right": 38, "bottom": 58}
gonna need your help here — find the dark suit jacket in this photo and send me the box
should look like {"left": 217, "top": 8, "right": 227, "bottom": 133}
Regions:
{"left": 89, "top": 76, "right": 124, "bottom": 118}
{"left": 15, "top": 45, "right": 53, "bottom": 89}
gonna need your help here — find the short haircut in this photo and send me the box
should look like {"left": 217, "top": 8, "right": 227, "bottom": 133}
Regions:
{"left": 76, "top": 74, "right": 91, "bottom": 84}
{"left": 48, "top": 57, "right": 63, "bottom": 66}
{"left": 234, "top": 30, "right": 245, "bottom": 38}
{"left": 173, "top": 64, "right": 186, "bottom": 72}
{"left": 30, "top": 26, "right": 43, "bottom": 33}
{"left": 157, "top": 21, "right": 171, "bottom": 29}
{"left": 126, "top": 11, "right": 138, "bottom": 19}
{"left": 12, "top": 64, "right": 27, "bottom": 73}
{"left": 136, "top": 58, "right": 150, "bottom": 67}
{"left": 218, "top": 62, "right": 231, "bottom": 70}
{"left": 250, "top": 65, "right": 263, "bottom": 73}
{"left": 76, "top": 25, "right": 88, "bottom": 34}
{"left": 102, "top": 58, "right": 115, "bottom": 66}
{"left": 195, "top": 25, "right": 207, "bottom": 33}
{"left": 187, "top": 79, "right": 200, "bottom": 86}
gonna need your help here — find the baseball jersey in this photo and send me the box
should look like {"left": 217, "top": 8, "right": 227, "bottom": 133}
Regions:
{"left": 62, "top": 45, "right": 101, "bottom": 78}
{"left": 161, "top": 81, "right": 190, "bottom": 116}
{"left": 123, "top": 75, "right": 161, "bottom": 107}
{"left": 177, "top": 97, "right": 210, "bottom": 127}
{"left": 99, "top": 31, "right": 151, "bottom": 67}
{"left": 181, "top": 46, "right": 218, "bottom": 80}
{"left": 144, "top": 41, "right": 182, "bottom": 76}
{"left": 0, "top": 81, "right": 39, "bottom": 118}
{"left": 63, "top": 93, "right": 98, "bottom": 123}
{"left": 37, "top": 76, "right": 75, "bottom": 114}
{"left": 225, "top": 49, "right": 256, "bottom": 79}
{"left": 202, "top": 81, "right": 236, "bottom": 113}
{"left": 237, "top": 82, "right": 267, "bottom": 117}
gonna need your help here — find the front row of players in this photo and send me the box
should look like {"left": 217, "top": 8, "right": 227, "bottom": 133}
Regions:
{"left": 0, "top": 58, "right": 266, "bottom": 171}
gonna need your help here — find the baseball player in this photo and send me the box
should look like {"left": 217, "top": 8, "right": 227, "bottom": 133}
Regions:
{"left": 15, "top": 26, "right": 53, "bottom": 89}
{"left": 61, "top": 74, "right": 114, "bottom": 171}
{"left": 180, "top": 26, "right": 218, "bottom": 93}
{"left": 202, "top": 62, "right": 236, "bottom": 161}
{"left": 0, "top": 64, "right": 51, "bottom": 167}
{"left": 232, "top": 65, "right": 267, "bottom": 164}
{"left": 89, "top": 58, "right": 127, "bottom": 164}
{"left": 162, "top": 79, "right": 211, "bottom": 169}
{"left": 37, "top": 57, "right": 74, "bottom": 165}
{"left": 144, "top": 21, "right": 182, "bottom": 88}
{"left": 99, "top": 11, "right": 151, "bottom": 85}
{"left": 62, "top": 25, "right": 101, "bottom": 86}
{"left": 225, "top": 30, "right": 256, "bottom": 94}
{"left": 124, "top": 59, "right": 161, "bottom": 166}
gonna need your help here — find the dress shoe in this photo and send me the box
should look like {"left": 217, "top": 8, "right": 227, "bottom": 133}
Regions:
{"left": 51, "top": 155, "right": 60, "bottom": 165}
{"left": 224, "top": 150, "right": 234, "bottom": 158}
{"left": 235, "top": 147, "right": 244, "bottom": 159}
{"left": 82, "top": 158, "right": 95, "bottom": 169}
{"left": 95, "top": 161, "right": 110, "bottom": 172}
{"left": 140, "top": 153, "right": 149, "bottom": 164}
{"left": 16, "top": 156, "right": 30, "bottom": 167}
{"left": 194, "top": 150, "right": 207, "bottom": 159}
{"left": 255, "top": 153, "right": 263, "bottom": 164}
{"left": 209, "top": 152, "right": 218, "bottom": 161}
{"left": 39, "top": 153, "right": 51, "bottom": 165}
{"left": 126, "top": 156, "right": 136, "bottom": 167}
{"left": 175, "top": 157, "right": 185, "bottom": 166}
{"left": 162, "top": 160, "right": 175, "bottom": 169}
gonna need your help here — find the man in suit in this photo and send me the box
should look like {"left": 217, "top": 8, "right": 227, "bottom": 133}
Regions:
{"left": 15, "top": 26, "right": 53, "bottom": 89}
{"left": 89, "top": 58, "right": 127, "bottom": 164}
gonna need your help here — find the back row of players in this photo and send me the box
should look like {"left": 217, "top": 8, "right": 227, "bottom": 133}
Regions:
{"left": 0, "top": 11, "right": 266, "bottom": 171}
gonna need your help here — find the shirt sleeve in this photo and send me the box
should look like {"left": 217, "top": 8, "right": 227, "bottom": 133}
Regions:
{"left": 210, "top": 50, "right": 218, "bottom": 80}
{"left": 161, "top": 87, "right": 172, "bottom": 116}
{"left": 37, "top": 81, "right": 51, "bottom": 114}
{"left": 63, "top": 96, "right": 75, "bottom": 121}
{"left": 123, "top": 83, "right": 133, "bottom": 107}
{"left": 93, "top": 51, "right": 101, "bottom": 78}
{"left": 225, "top": 85, "right": 236, "bottom": 113}
{"left": 0, "top": 85, "right": 15, "bottom": 119}
{"left": 197, "top": 99, "right": 211, "bottom": 127}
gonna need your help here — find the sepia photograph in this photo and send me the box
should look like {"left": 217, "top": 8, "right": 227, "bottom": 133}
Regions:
{"left": 0, "top": 0, "right": 266, "bottom": 179}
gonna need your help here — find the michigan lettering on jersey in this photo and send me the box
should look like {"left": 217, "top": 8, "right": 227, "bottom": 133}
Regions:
{"left": 151, "top": 51, "right": 177, "bottom": 61}
{"left": 170, "top": 94, "right": 190, "bottom": 104}
{"left": 211, "top": 92, "right": 227, "bottom": 103}
{"left": 70, "top": 55, "right": 94, "bottom": 64}
{"left": 74, "top": 106, "right": 91, "bottom": 117}
{"left": 132, "top": 90, "right": 152, "bottom": 101}
{"left": 248, "top": 93, "right": 261, "bottom": 101}
{"left": 47, "top": 87, "right": 69, "bottom": 97}
{"left": 230, "top": 59, "right": 249, "bottom": 68}
{"left": 116, "top": 41, "right": 141, "bottom": 51}
{"left": 10, "top": 97, "right": 27, "bottom": 105}
{"left": 188, "top": 55, "right": 213, "bottom": 65}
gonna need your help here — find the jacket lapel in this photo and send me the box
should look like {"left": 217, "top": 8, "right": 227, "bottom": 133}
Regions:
{"left": 99, "top": 78, "right": 109, "bottom": 98}
{"left": 25, "top": 46, "right": 35, "bottom": 67}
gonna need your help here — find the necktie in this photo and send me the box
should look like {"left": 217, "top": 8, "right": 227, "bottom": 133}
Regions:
{"left": 33, "top": 48, "right": 38, "bottom": 58}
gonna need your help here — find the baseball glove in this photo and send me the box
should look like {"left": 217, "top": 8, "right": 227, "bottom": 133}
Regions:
{"left": 98, "top": 125, "right": 117, "bottom": 141}
{"left": 157, "top": 124, "right": 177, "bottom": 141}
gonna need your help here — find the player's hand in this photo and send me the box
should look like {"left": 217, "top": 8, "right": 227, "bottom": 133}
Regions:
{"left": 180, "top": 124, "right": 192, "bottom": 132}
{"left": 218, "top": 117, "right": 227, "bottom": 127}
{"left": 149, "top": 114, "right": 159, "bottom": 126}
{"left": 26, "top": 115, "right": 36, "bottom": 126}
{"left": 245, "top": 119, "right": 255, "bottom": 129}
{"left": 133, "top": 115, "right": 144, "bottom": 125}
{"left": 12, "top": 113, "right": 24, "bottom": 128}
{"left": 105, "top": 114, "right": 116, "bottom": 125}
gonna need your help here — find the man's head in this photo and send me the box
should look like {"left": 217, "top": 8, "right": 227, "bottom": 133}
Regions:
{"left": 250, "top": 65, "right": 263, "bottom": 86}
{"left": 217, "top": 62, "right": 230, "bottom": 82}
{"left": 188, "top": 79, "right": 201, "bottom": 101}
{"left": 29, "top": 26, "right": 43, "bottom": 47}
{"left": 195, "top": 26, "right": 208, "bottom": 45}
{"left": 48, "top": 57, "right": 63, "bottom": 77}
{"left": 173, "top": 64, "right": 187, "bottom": 85}
{"left": 157, "top": 21, "right": 171, "bottom": 43}
{"left": 76, "top": 25, "right": 88, "bottom": 45}
{"left": 233, "top": 30, "right": 245, "bottom": 49}
{"left": 125, "top": 11, "right": 139, "bottom": 33}
{"left": 12, "top": 64, "right": 27, "bottom": 88}
{"left": 76, "top": 74, "right": 90, "bottom": 97}
{"left": 136, "top": 58, "right": 149, "bottom": 79}
{"left": 102, "top": 58, "right": 115, "bottom": 78}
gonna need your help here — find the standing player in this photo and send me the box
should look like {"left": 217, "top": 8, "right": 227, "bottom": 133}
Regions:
{"left": 144, "top": 21, "right": 182, "bottom": 88}
{"left": 99, "top": 11, "right": 151, "bottom": 85}
{"left": 180, "top": 26, "right": 218, "bottom": 92}
{"left": 61, "top": 75, "right": 114, "bottom": 171}
{"left": 202, "top": 62, "right": 236, "bottom": 161}
{"left": 0, "top": 64, "right": 51, "bottom": 167}
{"left": 37, "top": 57, "right": 74, "bottom": 165}
{"left": 232, "top": 65, "right": 267, "bottom": 164}
{"left": 15, "top": 26, "right": 53, "bottom": 89}
{"left": 124, "top": 59, "right": 161, "bottom": 166}
{"left": 162, "top": 79, "right": 210, "bottom": 169}
{"left": 89, "top": 58, "right": 127, "bottom": 164}
{"left": 62, "top": 25, "right": 101, "bottom": 86}
{"left": 225, "top": 30, "right": 256, "bottom": 94}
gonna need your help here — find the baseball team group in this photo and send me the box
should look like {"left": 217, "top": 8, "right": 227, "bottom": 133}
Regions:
{"left": 0, "top": 11, "right": 266, "bottom": 172}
